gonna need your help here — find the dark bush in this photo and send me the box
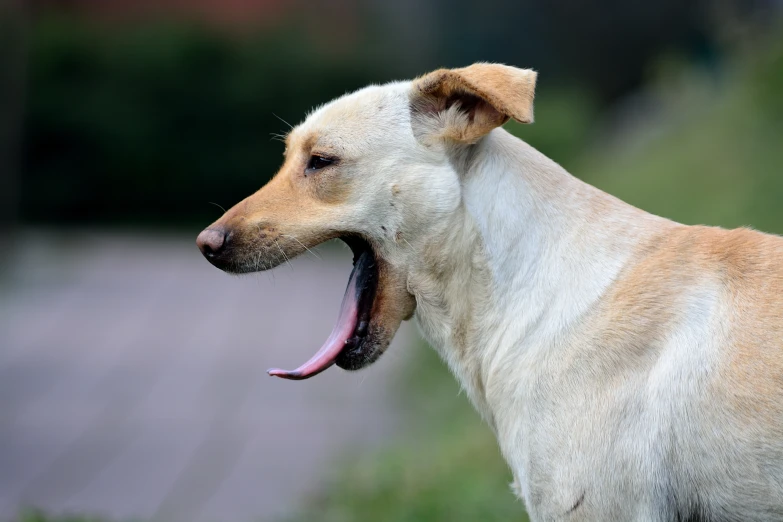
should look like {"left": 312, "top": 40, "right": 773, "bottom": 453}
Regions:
{"left": 22, "top": 16, "right": 382, "bottom": 227}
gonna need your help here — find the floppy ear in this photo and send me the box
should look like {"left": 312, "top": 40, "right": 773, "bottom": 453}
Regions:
{"left": 411, "top": 63, "right": 537, "bottom": 144}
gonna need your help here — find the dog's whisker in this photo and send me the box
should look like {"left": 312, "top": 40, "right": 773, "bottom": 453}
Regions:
{"left": 282, "top": 234, "right": 322, "bottom": 260}
{"left": 272, "top": 112, "right": 294, "bottom": 130}
{"left": 208, "top": 201, "right": 227, "bottom": 215}
{"left": 275, "top": 240, "right": 294, "bottom": 271}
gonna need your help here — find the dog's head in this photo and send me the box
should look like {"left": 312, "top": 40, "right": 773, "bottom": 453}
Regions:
{"left": 196, "top": 63, "right": 536, "bottom": 379}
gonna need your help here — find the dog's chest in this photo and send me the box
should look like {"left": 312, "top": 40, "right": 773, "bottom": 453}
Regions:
{"left": 491, "top": 345, "right": 683, "bottom": 521}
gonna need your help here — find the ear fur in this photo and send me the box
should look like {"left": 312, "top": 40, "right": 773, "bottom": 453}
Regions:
{"left": 412, "top": 63, "right": 537, "bottom": 143}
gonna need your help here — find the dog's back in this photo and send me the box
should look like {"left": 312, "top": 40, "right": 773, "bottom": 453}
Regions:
{"left": 660, "top": 227, "right": 783, "bottom": 520}
{"left": 532, "top": 225, "right": 783, "bottom": 520}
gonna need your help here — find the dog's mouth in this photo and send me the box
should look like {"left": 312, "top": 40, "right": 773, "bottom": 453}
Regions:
{"left": 198, "top": 219, "right": 416, "bottom": 379}
{"left": 267, "top": 236, "right": 381, "bottom": 380}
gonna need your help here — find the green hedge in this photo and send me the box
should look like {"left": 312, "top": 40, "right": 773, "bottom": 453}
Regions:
{"left": 22, "top": 17, "right": 381, "bottom": 227}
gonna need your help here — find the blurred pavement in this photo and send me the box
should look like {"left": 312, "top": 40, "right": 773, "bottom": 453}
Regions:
{"left": 0, "top": 230, "right": 418, "bottom": 522}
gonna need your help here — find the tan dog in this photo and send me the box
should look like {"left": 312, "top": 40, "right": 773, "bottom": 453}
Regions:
{"left": 196, "top": 64, "right": 783, "bottom": 521}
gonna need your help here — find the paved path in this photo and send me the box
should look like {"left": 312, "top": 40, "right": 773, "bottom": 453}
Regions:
{"left": 0, "top": 231, "right": 418, "bottom": 522}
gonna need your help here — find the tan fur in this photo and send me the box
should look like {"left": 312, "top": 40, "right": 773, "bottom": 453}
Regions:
{"left": 414, "top": 63, "right": 536, "bottom": 142}
{"left": 587, "top": 225, "right": 783, "bottom": 405}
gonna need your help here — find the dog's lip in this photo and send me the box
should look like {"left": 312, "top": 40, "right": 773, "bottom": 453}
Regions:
{"left": 266, "top": 236, "right": 379, "bottom": 380}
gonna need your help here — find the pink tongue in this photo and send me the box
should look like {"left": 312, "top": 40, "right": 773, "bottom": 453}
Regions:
{"left": 266, "top": 259, "right": 362, "bottom": 381}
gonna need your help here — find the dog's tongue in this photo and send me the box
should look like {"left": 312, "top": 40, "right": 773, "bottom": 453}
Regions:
{"left": 267, "top": 250, "right": 372, "bottom": 380}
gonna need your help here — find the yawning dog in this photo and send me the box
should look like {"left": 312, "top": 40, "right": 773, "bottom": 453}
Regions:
{"left": 196, "top": 63, "right": 783, "bottom": 521}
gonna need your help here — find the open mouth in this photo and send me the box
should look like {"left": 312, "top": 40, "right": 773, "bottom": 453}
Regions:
{"left": 267, "top": 236, "right": 380, "bottom": 380}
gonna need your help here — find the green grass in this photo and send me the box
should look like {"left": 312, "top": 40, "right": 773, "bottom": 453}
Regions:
{"left": 291, "top": 425, "right": 527, "bottom": 522}
{"left": 288, "top": 347, "right": 530, "bottom": 522}
{"left": 574, "top": 35, "right": 783, "bottom": 234}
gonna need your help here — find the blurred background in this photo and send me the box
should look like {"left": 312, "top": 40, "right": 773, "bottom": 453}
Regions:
{"left": 1, "top": 0, "right": 783, "bottom": 521}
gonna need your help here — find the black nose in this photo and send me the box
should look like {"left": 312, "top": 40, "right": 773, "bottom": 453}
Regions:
{"left": 196, "top": 227, "right": 229, "bottom": 258}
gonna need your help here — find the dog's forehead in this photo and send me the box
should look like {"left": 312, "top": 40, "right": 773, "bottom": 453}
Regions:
{"left": 289, "top": 81, "right": 412, "bottom": 151}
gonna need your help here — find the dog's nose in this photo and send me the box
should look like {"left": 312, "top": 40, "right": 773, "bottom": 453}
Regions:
{"left": 196, "top": 227, "right": 229, "bottom": 258}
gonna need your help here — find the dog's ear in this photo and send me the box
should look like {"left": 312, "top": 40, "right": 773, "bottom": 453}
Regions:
{"left": 411, "top": 63, "right": 537, "bottom": 144}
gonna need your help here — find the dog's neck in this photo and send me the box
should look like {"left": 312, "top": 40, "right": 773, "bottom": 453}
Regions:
{"left": 411, "top": 128, "right": 663, "bottom": 425}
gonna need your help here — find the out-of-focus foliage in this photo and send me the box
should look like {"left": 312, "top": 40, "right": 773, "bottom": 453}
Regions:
{"left": 23, "top": 16, "right": 378, "bottom": 226}
{"left": 575, "top": 32, "right": 783, "bottom": 234}
{"left": 506, "top": 87, "right": 599, "bottom": 168}
{"left": 289, "top": 345, "right": 529, "bottom": 522}
{"left": 431, "top": 0, "right": 721, "bottom": 102}
{"left": 294, "top": 427, "right": 528, "bottom": 522}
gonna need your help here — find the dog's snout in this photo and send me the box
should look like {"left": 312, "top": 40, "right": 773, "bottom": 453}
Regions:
{"left": 197, "top": 227, "right": 230, "bottom": 258}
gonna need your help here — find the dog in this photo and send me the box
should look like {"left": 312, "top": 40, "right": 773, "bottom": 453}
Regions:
{"left": 196, "top": 63, "right": 783, "bottom": 521}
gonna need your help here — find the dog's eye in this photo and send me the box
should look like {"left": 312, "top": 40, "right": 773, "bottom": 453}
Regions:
{"left": 306, "top": 155, "right": 334, "bottom": 172}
